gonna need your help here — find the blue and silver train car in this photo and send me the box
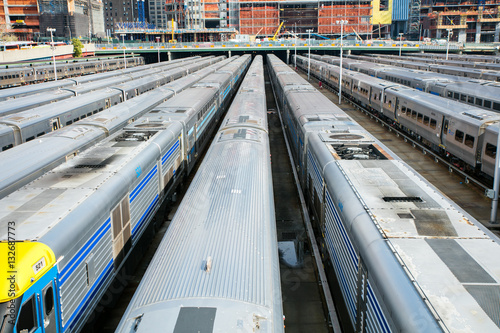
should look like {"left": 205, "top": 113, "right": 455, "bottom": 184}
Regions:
{"left": 268, "top": 54, "right": 500, "bottom": 332}
{"left": 116, "top": 55, "right": 284, "bottom": 333}
{"left": 0, "top": 55, "right": 250, "bottom": 333}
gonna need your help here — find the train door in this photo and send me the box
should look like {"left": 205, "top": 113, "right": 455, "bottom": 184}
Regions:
{"left": 50, "top": 118, "right": 61, "bottom": 131}
{"left": 40, "top": 282, "right": 57, "bottom": 333}
{"left": 441, "top": 119, "right": 449, "bottom": 146}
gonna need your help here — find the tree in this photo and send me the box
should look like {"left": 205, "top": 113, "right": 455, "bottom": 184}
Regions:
{"left": 0, "top": 24, "right": 18, "bottom": 42}
{"left": 71, "top": 38, "right": 83, "bottom": 57}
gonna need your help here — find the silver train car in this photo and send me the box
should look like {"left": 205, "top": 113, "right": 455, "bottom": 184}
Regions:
{"left": 298, "top": 54, "right": 500, "bottom": 179}
{"left": 0, "top": 56, "right": 231, "bottom": 202}
{"left": 269, "top": 53, "right": 500, "bottom": 332}
{"left": 116, "top": 55, "right": 284, "bottom": 333}
{"left": 0, "top": 56, "right": 200, "bottom": 101}
{"left": 346, "top": 54, "right": 500, "bottom": 81}
{"left": 312, "top": 54, "right": 500, "bottom": 113}
{"left": 369, "top": 53, "right": 500, "bottom": 70}
{"left": 0, "top": 56, "right": 205, "bottom": 116}
{"left": 0, "top": 56, "right": 223, "bottom": 151}
{"left": 0, "top": 56, "right": 144, "bottom": 88}
{"left": 0, "top": 55, "right": 250, "bottom": 333}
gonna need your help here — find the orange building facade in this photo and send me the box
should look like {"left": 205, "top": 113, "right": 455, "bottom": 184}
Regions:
{"left": 0, "top": 0, "right": 40, "bottom": 40}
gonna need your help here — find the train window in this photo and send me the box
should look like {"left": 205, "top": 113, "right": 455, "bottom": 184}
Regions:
{"left": 401, "top": 106, "right": 407, "bottom": 114}
{"left": 464, "top": 134, "right": 475, "bottom": 148}
{"left": 37, "top": 132, "right": 45, "bottom": 137}
{"left": 417, "top": 113, "right": 423, "bottom": 123}
{"left": 476, "top": 98, "right": 483, "bottom": 106}
{"left": 455, "top": 130, "right": 464, "bottom": 143}
{"left": 384, "top": 95, "right": 387, "bottom": 103}
{"left": 43, "top": 286, "right": 54, "bottom": 316}
{"left": 26, "top": 136, "right": 35, "bottom": 142}
{"left": 423, "top": 116, "right": 430, "bottom": 125}
{"left": 468, "top": 96, "right": 474, "bottom": 104}
{"left": 494, "top": 102, "right": 500, "bottom": 111}
{"left": 66, "top": 120, "right": 73, "bottom": 126}
{"left": 460, "top": 94, "right": 467, "bottom": 102}
{"left": 454, "top": 92, "right": 459, "bottom": 99}
{"left": 16, "top": 296, "right": 37, "bottom": 333}
{"left": 2, "top": 144, "right": 13, "bottom": 151}
{"left": 484, "top": 100, "right": 492, "bottom": 108}
{"left": 411, "top": 111, "right": 417, "bottom": 119}
{"left": 447, "top": 91, "right": 453, "bottom": 98}
{"left": 486, "top": 143, "right": 497, "bottom": 158}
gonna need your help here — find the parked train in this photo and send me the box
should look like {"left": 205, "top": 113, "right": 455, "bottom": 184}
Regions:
{"left": 311, "top": 54, "right": 500, "bottom": 113}
{"left": 298, "top": 54, "right": 500, "bottom": 179}
{"left": 269, "top": 53, "right": 500, "bottom": 332}
{"left": 0, "top": 55, "right": 133, "bottom": 69}
{"left": 0, "top": 56, "right": 144, "bottom": 88}
{"left": 345, "top": 54, "right": 500, "bottom": 81}
{"left": 365, "top": 53, "right": 500, "bottom": 71}
{"left": 403, "top": 52, "right": 500, "bottom": 64}
{"left": 0, "top": 56, "right": 205, "bottom": 115}
{"left": 0, "top": 56, "right": 199, "bottom": 101}
{"left": 0, "top": 56, "right": 231, "bottom": 201}
{"left": 0, "top": 56, "right": 222, "bottom": 152}
{"left": 0, "top": 54, "right": 250, "bottom": 333}
{"left": 115, "top": 55, "right": 284, "bottom": 333}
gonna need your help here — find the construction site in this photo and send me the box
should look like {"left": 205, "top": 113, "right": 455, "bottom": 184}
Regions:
{"left": 420, "top": 0, "right": 500, "bottom": 43}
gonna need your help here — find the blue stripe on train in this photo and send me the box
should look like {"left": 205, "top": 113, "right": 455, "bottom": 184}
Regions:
{"left": 59, "top": 219, "right": 111, "bottom": 285}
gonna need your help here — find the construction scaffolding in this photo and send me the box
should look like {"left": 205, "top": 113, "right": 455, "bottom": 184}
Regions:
{"left": 421, "top": 0, "right": 500, "bottom": 42}
{"left": 238, "top": 0, "right": 372, "bottom": 39}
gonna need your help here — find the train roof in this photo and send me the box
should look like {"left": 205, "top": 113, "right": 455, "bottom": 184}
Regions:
{"left": 0, "top": 89, "right": 122, "bottom": 127}
{"left": 63, "top": 75, "right": 132, "bottom": 95}
{"left": 0, "top": 90, "right": 74, "bottom": 117}
{"left": 0, "top": 79, "right": 75, "bottom": 101}
{"left": 321, "top": 146, "right": 500, "bottom": 331}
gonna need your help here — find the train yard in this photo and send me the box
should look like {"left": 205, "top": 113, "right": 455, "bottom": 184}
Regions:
{"left": 1, "top": 52, "right": 500, "bottom": 333}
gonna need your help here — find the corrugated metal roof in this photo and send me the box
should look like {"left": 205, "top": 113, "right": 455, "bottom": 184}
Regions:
{"left": 392, "top": 0, "right": 409, "bottom": 21}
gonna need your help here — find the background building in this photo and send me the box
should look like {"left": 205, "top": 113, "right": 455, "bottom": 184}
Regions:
{"left": 0, "top": 0, "right": 39, "bottom": 40}
{"left": 38, "top": 0, "right": 105, "bottom": 40}
{"left": 420, "top": 0, "right": 500, "bottom": 43}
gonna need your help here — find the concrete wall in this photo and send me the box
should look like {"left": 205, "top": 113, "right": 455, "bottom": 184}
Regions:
{"left": 0, "top": 45, "right": 74, "bottom": 62}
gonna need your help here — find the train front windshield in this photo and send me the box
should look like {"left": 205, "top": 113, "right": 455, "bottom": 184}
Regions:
{"left": 0, "top": 298, "right": 20, "bottom": 333}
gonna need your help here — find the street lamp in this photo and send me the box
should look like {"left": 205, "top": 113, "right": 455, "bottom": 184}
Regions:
{"left": 446, "top": 29, "right": 453, "bottom": 60}
{"left": 120, "top": 33, "right": 127, "bottom": 69}
{"left": 336, "top": 20, "right": 348, "bottom": 104}
{"left": 47, "top": 28, "right": 57, "bottom": 81}
{"left": 156, "top": 36, "right": 161, "bottom": 63}
{"left": 294, "top": 23, "right": 297, "bottom": 70}
{"left": 306, "top": 29, "right": 313, "bottom": 81}
{"left": 399, "top": 32, "right": 403, "bottom": 57}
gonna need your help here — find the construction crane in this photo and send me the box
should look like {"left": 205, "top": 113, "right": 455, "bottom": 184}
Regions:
{"left": 169, "top": 18, "right": 177, "bottom": 43}
{"left": 269, "top": 22, "right": 284, "bottom": 41}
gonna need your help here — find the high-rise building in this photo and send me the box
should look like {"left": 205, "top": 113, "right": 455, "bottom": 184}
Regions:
{"left": 37, "top": 0, "right": 105, "bottom": 39}
{"left": 103, "top": 0, "right": 140, "bottom": 34}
